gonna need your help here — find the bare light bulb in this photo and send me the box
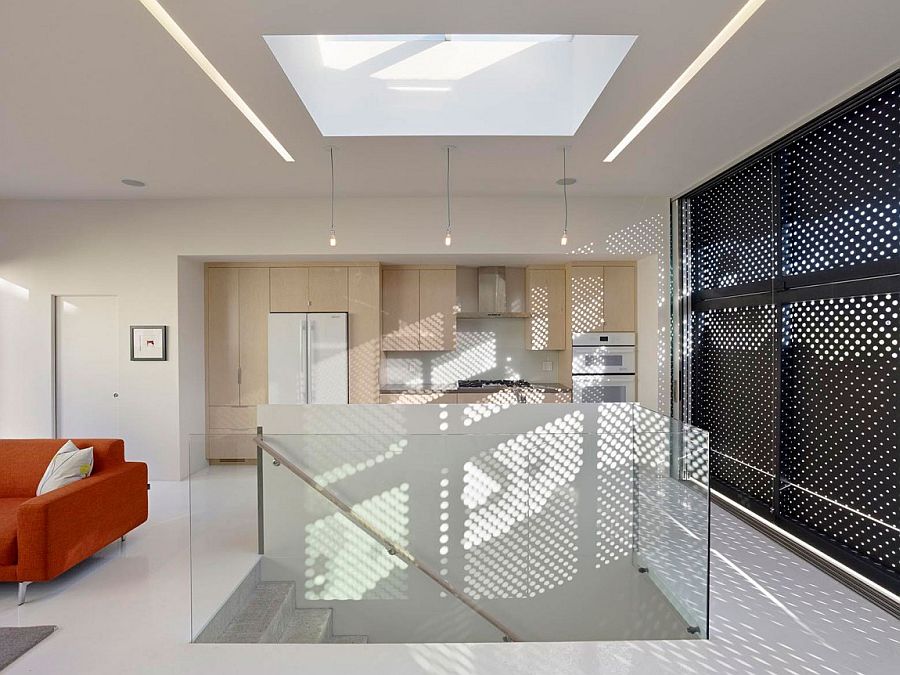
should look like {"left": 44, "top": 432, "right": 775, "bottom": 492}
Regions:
{"left": 329, "top": 231, "right": 336, "bottom": 247}
{"left": 444, "top": 231, "right": 452, "bottom": 247}
{"left": 560, "top": 232, "right": 568, "bottom": 246}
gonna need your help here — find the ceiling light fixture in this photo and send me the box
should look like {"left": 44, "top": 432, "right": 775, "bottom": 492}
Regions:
{"left": 137, "top": 0, "right": 294, "bottom": 162}
{"left": 328, "top": 147, "right": 337, "bottom": 247}
{"left": 560, "top": 147, "right": 570, "bottom": 246}
{"left": 603, "top": 0, "right": 767, "bottom": 162}
{"left": 444, "top": 146, "right": 454, "bottom": 247}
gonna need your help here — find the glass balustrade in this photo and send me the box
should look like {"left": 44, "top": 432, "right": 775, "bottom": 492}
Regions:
{"left": 188, "top": 404, "right": 709, "bottom": 644}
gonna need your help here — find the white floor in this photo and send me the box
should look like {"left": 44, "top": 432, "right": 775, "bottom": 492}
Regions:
{"left": 1, "top": 475, "right": 899, "bottom": 674}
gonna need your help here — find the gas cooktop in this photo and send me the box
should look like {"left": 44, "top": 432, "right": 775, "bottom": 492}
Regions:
{"left": 457, "top": 379, "right": 533, "bottom": 389}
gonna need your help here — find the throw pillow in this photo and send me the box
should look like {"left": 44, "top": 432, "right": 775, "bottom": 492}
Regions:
{"left": 36, "top": 440, "right": 94, "bottom": 496}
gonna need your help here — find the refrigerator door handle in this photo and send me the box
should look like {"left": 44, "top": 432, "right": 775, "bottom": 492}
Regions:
{"left": 306, "top": 318, "right": 313, "bottom": 403}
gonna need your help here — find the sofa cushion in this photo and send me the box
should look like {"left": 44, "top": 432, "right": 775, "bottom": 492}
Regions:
{"left": 0, "top": 498, "right": 27, "bottom": 565}
{"left": 36, "top": 441, "right": 94, "bottom": 496}
{"left": 0, "top": 439, "right": 124, "bottom": 497}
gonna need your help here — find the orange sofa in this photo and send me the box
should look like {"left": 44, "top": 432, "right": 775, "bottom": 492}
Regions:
{"left": 0, "top": 439, "right": 148, "bottom": 603}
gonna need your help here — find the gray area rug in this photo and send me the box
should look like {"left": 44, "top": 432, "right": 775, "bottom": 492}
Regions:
{"left": 0, "top": 626, "right": 56, "bottom": 671}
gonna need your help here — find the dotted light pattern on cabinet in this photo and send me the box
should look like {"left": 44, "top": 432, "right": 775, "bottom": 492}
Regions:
{"left": 781, "top": 87, "right": 900, "bottom": 276}
{"left": 689, "top": 158, "right": 775, "bottom": 291}
{"left": 780, "top": 294, "right": 899, "bottom": 572}
{"left": 690, "top": 305, "right": 777, "bottom": 503}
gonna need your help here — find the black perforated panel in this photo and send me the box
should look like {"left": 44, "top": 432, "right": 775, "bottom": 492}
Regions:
{"left": 781, "top": 294, "right": 899, "bottom": 573}
{"left": 689, "top": 158, "right": 775, "bottom": 291}
{"left": 781, "top": 87, "right": 900, "bottom": 276}
{"left": 690, "top": 305, "right": 776, "bottom": 504}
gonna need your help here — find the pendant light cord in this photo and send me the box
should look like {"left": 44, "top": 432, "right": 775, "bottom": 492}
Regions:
{"left": 330, "top": 147, "right": 335, "bottom": 234}
{"left": 563, "top": 147, "right": 568, "bottom": 236}
{"left": 446, "top": 146, "right": 451, "bottom": 235}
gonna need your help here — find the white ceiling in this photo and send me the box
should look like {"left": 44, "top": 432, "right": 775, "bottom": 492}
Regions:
{"left": 0, "top": 0, "right": 898, "bottom": 200}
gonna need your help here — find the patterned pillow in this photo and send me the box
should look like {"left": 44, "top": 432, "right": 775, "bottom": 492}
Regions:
{"left": 36, "top": 440, "right": 94, "bottom": 496}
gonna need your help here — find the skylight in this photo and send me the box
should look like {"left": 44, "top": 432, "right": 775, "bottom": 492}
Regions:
{"left": 265, "top": 34, "right": 636, "bottom": 137}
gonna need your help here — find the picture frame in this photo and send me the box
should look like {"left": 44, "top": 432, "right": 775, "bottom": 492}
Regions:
{"left": 130, "top": 325, "right": 167, "bottom": 361}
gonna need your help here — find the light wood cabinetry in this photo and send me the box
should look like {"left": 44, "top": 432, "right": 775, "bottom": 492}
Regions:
{"left": 602, "top": 266, "right": 636, "bottom": 332}
{"left": 269, "top": 267, "right": 309, "bottom": 312}
{"left": 419, "top": 269, "right": 456, "bottom": 350}
{"left": 238, "top": 268, "right": 270, "bottom": 405}
{"left": 570, "top": 266, "right": 606, "bottom": 333}
{"left": 270, "top": 266, "right": 348, "bottom": 312}
{"left": 206, "top": 268, "right": 240, "bottom": 406}
{"left": 206, "top": 266, "right": 269, "bottom": 460}
{"left": 382, "top": 269, "right": 420, "bottom": 350}
{"left": 349, "top": 266, "right": 381, "bottom": 404}
{"left": 382, "top": 267, "right": 456, "bottom": 351}
{"left": 379, "top": 393, "right": 458, "bottom": 404}
{"left": 525, "top": 267, "right": 566, "bottom": 350}
{"left": 309, "top": 267, "right": 349, "bottom": 311}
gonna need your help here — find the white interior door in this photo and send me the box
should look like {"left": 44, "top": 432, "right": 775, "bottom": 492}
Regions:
{"left": 55, "top": 295, "right": 119, "bottom": 438}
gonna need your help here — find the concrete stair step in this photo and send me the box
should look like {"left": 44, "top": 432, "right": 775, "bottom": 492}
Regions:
{"left": 214, "top": 581, "right": 296, "bottom": 643}
{"left": 281, "top": 608, "right": 334, "bottom": 643}
{"left": 328, "top": 635, "right": 369, "bottom": 644}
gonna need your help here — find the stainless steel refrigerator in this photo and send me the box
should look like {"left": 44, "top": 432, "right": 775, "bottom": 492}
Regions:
{"left": 267, "top": 313, "right": 349, "bottom": 404}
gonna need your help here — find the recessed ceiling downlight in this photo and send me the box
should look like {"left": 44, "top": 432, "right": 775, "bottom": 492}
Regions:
{"left": 121, "top": 179, "right": 146, "bottom": 187}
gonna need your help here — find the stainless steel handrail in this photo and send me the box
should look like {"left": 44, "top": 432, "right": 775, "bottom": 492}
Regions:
{"left": 255, "top": 434, "right": 522, "bottom": 642}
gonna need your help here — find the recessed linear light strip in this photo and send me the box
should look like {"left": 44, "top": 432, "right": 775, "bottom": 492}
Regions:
{"left": 711, "top": 486, "right": 900, "bottom": 605}
{"left": 604, "top": 0, "right": 767, "bottom": 162}
{"left": 137, "top": 0, "right": 294, "bottom": 162}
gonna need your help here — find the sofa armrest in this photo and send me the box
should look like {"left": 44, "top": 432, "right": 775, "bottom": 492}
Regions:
{"left": 16, "top": 462, "right": 149, "bottom": 581}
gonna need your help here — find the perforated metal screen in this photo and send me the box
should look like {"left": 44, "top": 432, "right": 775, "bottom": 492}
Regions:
{"left": 781, "top": 87, "right": 900, "bottom": 276}
{"left": 683, "top": 71, "right": 900, "bottom": 592}
{"left": 691, "top": 305, "right": 776, "bottom": 504}
{"left": 781, "top": 295, "right": 899, "bottom": 574}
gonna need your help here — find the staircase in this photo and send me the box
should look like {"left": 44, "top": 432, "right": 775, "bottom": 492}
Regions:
{"left": 197, "top": 566, "right": 367, "bottom": 644}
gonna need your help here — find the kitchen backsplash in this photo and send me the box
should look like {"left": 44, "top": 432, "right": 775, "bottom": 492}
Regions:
{"left": 382, "top": 317, "right": 560, "bottom": 387}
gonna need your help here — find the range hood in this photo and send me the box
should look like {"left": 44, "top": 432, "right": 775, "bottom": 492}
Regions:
{"left": 456, "top": 266, "right": 529, "bottom": 318}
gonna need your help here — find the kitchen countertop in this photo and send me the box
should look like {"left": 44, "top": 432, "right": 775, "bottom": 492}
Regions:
{"left": 380, "top": 382, "right": 572, "bottom": 394}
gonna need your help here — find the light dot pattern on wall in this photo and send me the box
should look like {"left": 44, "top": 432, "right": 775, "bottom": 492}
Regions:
{"left": 689, "top": 158, "right": 775, "bottom": 291}
{"left": 304, "top": 485, "right": 410, "bottom": 600}
{"left": 691, "top": 305, "right": 776, "bottom": 503}
{"left": 781, "top": 87, "right": 899, "bottom": 276}
{"left": 781, "top": 294, "right": 898, "bottom": 572}
{"left": 462, "top": 413, "right": 584, "bottom": 599}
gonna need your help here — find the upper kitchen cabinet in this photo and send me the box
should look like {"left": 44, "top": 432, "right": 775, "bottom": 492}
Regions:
{"left": 569, "top": 264, "right": 636, "bottom": 334}
{"left": 525, "top": 267, "right": 565, "bottom": 350}
{"left": 382, "top": 267, "right": 456, "bottom": 351}
{"left": 206, "top": 266, "right": 270, "bottom": 406}
{"left": 270, "top": 266, "right": 348, "bottom": 312}
{"left": 602, "top": 265, "right": 636, "bottom": 332}
{"left": 570, "top": 266, "right": 606, "bottom": 333}
{"left": 419, "top": 269, "right": 456, "bottom": 350}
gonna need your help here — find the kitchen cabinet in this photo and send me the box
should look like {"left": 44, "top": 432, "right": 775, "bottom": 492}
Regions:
{"left": 270, "top": 266, "right": 348, "bottom": 312}
{"left": 206, "top": 266, "right": 269, "bottom": 461}
{"left": 602, "top": 266, "right": 636, "bottom": 332}
{"left": 349, "top": 266, "right": 381, "bottom": 403}
{"left": 382, "top": 267, "right": 456, "bottom": 351}
{"left": 525, "top": 267, "right": 566, "bottom": 350}
{"left": 419, "top": 269, "right": 456, "bottom": 350}
{"left": 570, "top": 266, "right": 606, "bottom": 333}
{"left": 379, "top": 393, "right": 458, "bottom": 404}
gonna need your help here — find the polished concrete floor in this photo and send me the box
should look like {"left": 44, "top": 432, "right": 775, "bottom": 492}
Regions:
{"left": 1, "top": 470, "right": 898, "bottom": 674}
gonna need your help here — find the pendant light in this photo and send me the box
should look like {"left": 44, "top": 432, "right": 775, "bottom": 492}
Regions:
{"left": 444, "top": 146, "right": 453, "bottom": 246}
{"left": 328, "top": 146, "right": 337, "bottom": 247}
{"left": 560, "top": 146, "right": 569, "bottom": 246}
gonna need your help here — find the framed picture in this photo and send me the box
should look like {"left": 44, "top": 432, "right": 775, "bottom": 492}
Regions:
{"left": 131, "top": 325, "right": 167, "bottom": 361}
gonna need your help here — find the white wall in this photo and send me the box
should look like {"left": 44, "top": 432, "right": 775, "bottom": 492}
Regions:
{"left": 0, "top": 196, "right": 668, "bottom": 479}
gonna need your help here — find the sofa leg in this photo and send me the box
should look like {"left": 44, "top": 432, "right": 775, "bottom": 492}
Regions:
{"left": 17, "top": 582, "right": 31, "bottom": 606}
{"left": 120, "top": 535, "right": 126, "bottom": 543}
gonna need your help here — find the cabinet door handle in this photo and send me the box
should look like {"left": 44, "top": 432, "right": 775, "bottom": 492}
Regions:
{"left": 238, "top": 367, "right": 242, "bottom": 385}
